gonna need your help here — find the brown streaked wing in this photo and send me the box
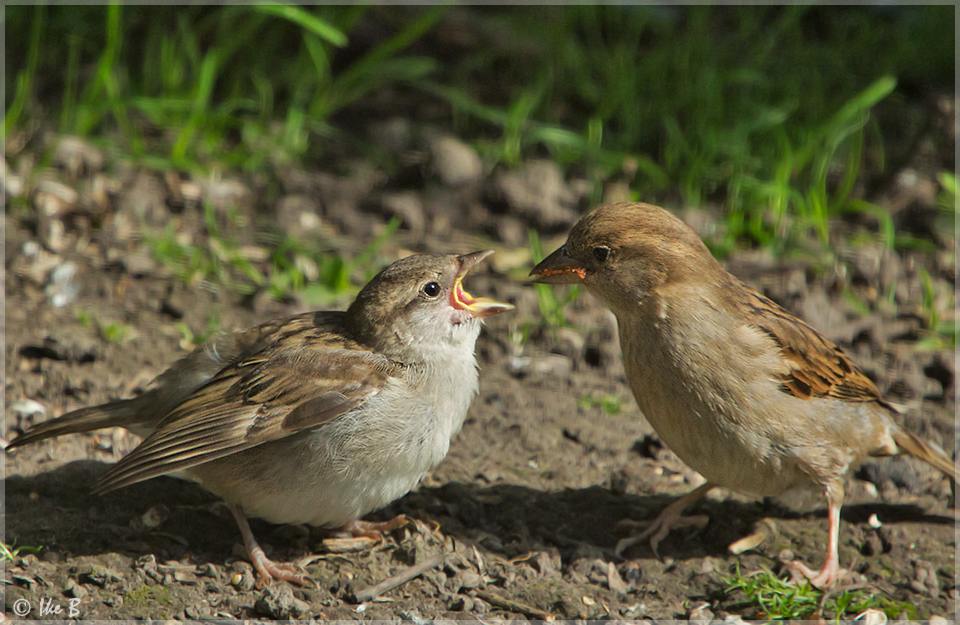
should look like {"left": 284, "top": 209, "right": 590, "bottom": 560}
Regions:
{"left": 94, "top": 325, "right": 400, "bottom": 494}
{"left": 734, "top": 280, "right": 882, "bottom": 403}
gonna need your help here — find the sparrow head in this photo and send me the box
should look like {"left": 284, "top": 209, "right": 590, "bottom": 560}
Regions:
{"left": 530, "top": 202, "right": 721, "bottom": 311}
{"left": 349, "top": 251, "right": 514, "bottom": 358}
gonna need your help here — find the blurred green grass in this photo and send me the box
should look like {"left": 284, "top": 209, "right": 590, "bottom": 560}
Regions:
{"left": 6, "top": 4, "right": 444, "bottom": 171}
{"left": 5, "top": 5, "right": 954, "bottom": 257}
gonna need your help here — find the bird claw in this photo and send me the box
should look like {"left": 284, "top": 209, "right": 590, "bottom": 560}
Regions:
{"left": 786, "top": 559, "right": 849, "bottom": 589}
{"left": 230, "top": 503, "right": 310, "bottom": 586}
{"left": 615, "top": 513, "right": 709, "bottom": 559}
{"left": 320, "top": 515, "right": 419, "bottom": 554}
{"left": 249, "top": 546, "right": 310, "bottom": 587}
{"left": 338, "top": 514, "right": 411, "bottom": 540}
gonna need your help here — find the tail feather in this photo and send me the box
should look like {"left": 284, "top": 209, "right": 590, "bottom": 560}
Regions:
{"left": 7, "top": 400, "right": 138, "bottom": 449}
{"left": 893, "top": 427, "right": 959, "bottom": 483}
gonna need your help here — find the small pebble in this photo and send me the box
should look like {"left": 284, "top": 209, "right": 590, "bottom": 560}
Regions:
{"left": 857, "top": 608, "right": 887, "bottom": 625}
{"left": 64, "top": 579, "right": 88, "bottom": 599}
{"left": 10, "top": 399, "right": 46, "bottom": 418}
{"left": 450, "top": 595, "right": 474, "bottom": 612}
{"left": 607, "top": 561, "right": 628, "bottom": 592}
{"left": 688, "top": 601, "right": 714, "bottom": 624}
{"left": 430, "top": 135, "right": 483, "bottom": 187}
{"left": 458, "top": 570, "right": 483, "bottom": 590}
{"left": 45, "top": 262, "right": 80, "bottom": 307}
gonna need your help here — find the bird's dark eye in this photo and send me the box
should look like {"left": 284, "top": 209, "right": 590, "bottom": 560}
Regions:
{"left": 593, "top": 246, "right": 611, "bottom": 263}
{"left": 421, "top": 281, "right": 441, "bottom": 298}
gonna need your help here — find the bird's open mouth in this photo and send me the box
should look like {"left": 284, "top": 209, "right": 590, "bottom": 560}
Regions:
{"left": 452, "top": 251, "right": 514, "bottom": 317}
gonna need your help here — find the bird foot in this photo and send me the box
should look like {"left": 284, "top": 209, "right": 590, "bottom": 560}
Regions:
{"left": 318, "top": 515, "right": 414, "bottom": 553}
{"left": 249, "top": 545, "right": 309, "bottom": 587}
{"left": 230, "top": 502, "right": 310, "bottom": 586}
{"left": 786, "top": 559, "right": 849, "bottom": 589}
{"left": 338, "top": 514, "right": 411, "bottom": 540}
{"left": 615, "top": 483, "right": 717, "bottom": 559}
{"left": 615, "top": 513, "right": 709, "bottom": 559}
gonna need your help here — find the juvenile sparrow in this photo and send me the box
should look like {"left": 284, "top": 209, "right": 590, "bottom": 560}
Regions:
{"left": 9, "top": 251, "right": 513, "bottom": 585}
{"left": 531, "top": 202, "right": 957, "bottom": 587}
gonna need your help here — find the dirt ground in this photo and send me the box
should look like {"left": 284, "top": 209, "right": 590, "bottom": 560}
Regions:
{"left": 3, "top": 123, "right": 957, "bottom": 621}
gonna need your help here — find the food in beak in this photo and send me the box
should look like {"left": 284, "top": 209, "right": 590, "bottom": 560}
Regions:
{"left": 529, "top": 246, "right": 589, "bottom": 284}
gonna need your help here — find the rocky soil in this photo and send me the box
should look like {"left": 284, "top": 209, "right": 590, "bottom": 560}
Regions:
{"left": 3, "top": 122, "right": 957, "bottom": 621}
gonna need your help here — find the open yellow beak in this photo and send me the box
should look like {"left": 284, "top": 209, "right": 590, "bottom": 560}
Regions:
{"left": 452, "top": 251, "right": 515, "bottom": 317}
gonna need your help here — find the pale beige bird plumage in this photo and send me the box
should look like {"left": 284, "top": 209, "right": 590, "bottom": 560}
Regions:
{"left": 531, "top": 202, "right": 956, "bottom": 588}
{"left": 9, "top": 251, "right": 513, "bottom": 585}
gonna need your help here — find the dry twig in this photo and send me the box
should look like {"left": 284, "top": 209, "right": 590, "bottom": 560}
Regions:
{"left": 351, "top": 554, "right": 445, "bottom": 603}
{"left": 475, "top": 588, "right": 555, "bottom": 620}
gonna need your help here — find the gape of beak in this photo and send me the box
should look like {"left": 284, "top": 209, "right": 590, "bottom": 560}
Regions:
{"left": 452, "top": 251, "right": 514, "bottom": 318}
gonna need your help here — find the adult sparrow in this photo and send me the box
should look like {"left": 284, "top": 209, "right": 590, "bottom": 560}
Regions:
{"left": 531, "top": 202, "right": 957, "bottom": 587}
{"left": 9, "top": 251, "right": 513, "bottom": 585}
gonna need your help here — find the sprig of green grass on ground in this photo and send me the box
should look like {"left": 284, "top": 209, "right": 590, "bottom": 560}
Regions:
{"left": 723, "top": 565, "right": 917, "bottom": 620}
{"left": 578, "top": 393, "right": 623, "bottom": 415}
{"left": 174, "top": 309, "right": 223, "bottom": 348}
{"left": 0, "top": 540, "right": 43, "bottom": 562}
{"left": 75, "top": 309, "right": 134, "bottom": 344}
{"left": 914, "top": 265, "right": 957, "bottom": 351}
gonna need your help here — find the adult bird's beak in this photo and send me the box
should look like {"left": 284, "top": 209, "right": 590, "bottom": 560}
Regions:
{"left": 529, "top": 246, "right": 589, "bottom": 284}
{"left": 452, "top": 251, "right": 515, "bottom": 317}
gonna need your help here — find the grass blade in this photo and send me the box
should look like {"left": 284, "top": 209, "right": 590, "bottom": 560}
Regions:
{"left": 253, "top": 3, "right": 347, "bottom": 47}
